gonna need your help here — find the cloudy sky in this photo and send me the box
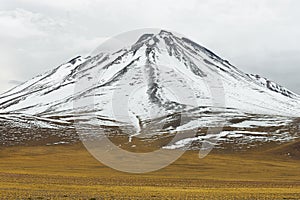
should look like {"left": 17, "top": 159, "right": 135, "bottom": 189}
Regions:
{"left": 0, "top": 0, "right": 299, "bottom": 94}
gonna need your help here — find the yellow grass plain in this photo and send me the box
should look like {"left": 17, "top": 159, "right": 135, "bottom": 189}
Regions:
{"left": 0, "top": 140, "right": 299, "bottom": 199}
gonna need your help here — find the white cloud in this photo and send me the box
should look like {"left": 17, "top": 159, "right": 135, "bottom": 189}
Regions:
{"left": 0, "top": 9, "right": 45, "bottom": 38}
{"left": 18, "top": 0, "right": 93, "bottom": 11}
{"left": 0, "top": 8, "right": 67, "bottom": 39}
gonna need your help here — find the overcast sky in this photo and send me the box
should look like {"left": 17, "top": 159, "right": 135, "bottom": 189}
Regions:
{"left": 0, "top": 0, "right": 299, "bottom": 94}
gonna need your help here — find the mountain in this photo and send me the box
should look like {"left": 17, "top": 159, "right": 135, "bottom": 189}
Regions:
{"left": 0, "top": 30, "right": 299, "bottom": 148}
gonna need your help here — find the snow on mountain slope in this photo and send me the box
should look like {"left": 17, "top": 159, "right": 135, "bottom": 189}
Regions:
{"left": 0, "top": 30, "right": 299, "bottom": 147}
{"left": 0, "top": 30, "right": 299, "bottom": 117}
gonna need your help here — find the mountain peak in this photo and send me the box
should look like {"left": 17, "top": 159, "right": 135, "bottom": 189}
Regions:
{"left": 158, "top": 29, "right": 174, "bottom": 36}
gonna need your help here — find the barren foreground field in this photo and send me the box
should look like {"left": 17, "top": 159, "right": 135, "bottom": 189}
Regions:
{"left": 0, "top": 141, "right": 300, "bottom": 200}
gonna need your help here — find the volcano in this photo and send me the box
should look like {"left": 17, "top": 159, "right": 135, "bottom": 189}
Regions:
{"left": 0, "top": 30, "right": 299, "bottom": 148}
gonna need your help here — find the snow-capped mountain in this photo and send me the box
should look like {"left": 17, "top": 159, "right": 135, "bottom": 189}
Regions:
{"left": 0, "top": 30, "right": 299, "bottom": 147}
